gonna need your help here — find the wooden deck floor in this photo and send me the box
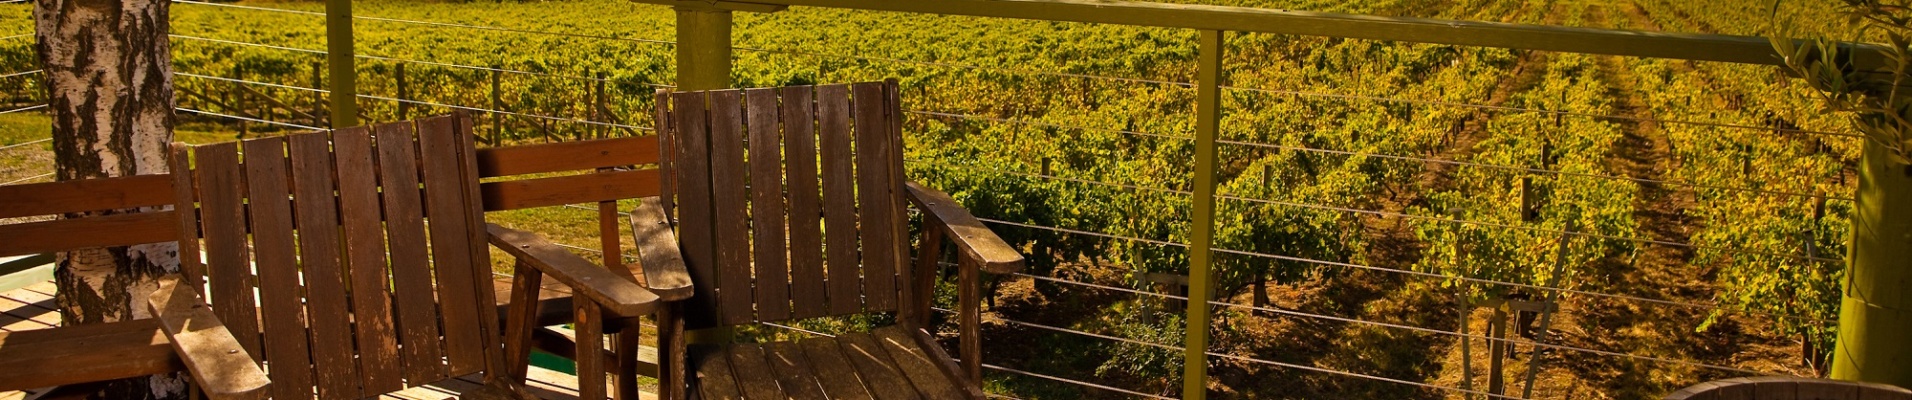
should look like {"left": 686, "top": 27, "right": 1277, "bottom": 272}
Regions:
{"left": 0, "top": 280, "right": 626, "bottom": 400}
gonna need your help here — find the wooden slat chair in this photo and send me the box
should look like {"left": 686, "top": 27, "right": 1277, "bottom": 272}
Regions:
{"left": 654, "top": 80, "right": 1025, "bottom": 399}
{"left": 0, "top": 175, "right": 268, "bottom": 399}
{"left": 476, "top": 130, "right": 694, "bottom": 400}
{"left": 166, "top": 112, "right": 663, "bottom": 399}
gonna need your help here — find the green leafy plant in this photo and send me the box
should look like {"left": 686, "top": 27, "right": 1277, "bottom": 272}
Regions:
{"left": 1772, "top": 0, "right": 1912, "bottom": 169}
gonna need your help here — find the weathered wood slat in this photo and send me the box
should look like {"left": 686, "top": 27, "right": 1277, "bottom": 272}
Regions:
{"left": 694, "top": 346, "right": 745, "bottom": 400}
{"left": 374, "top": 121, "right": 452, "bottom": 384}
{"left": 762, "top": 341, "right": 829, "bottom": 400}
{"left": 576, "top": 300, "right": 607, "bottom": 400}
{"left": 287, "top": 132, "right": 363, "bottom": 399}
{"left": 656, "top": 90, "right": 678, "bottom": 225}
{"left": 332, "top": 126, "right": 407, "bottom": 393}
{"left": 0, "top": 211, "right": 179, "bottom": 258}
{"left": 780, "top": 85, "right": 828, "bottom": 321}
{"left": 193, "top": 142, "right": 264, "bottom": 363}
{"left": 502, "top": 261, "right": 544, "bottom": 383}
{"left": 169, "top": 144, "right": 206, "bottom": 286}
{"left": 707, "top": 90, "right": 755, "bottom": 325}
{"left": 0, "top": 174, "right": 173, "bottom": 219}
{"left": 479, "top": 169, "right": 663, "bottom": 212}
{"left": 724, "top": 343, "right": 787, "bottom": 399}
{"left": 907, "top": 326, "right": 985, "bottom": 399}
{"left": 816, "top": 84, "right": 863, "bottom": 316}
{"left": 0, "top": 319, "right": 181, "bottom": 392}
{"left": 452, "top": 113, "right": 508, "bottom": 380}
{"left": 746, "top": 88, "right": 793, "bottom": 323}
{"left": 851, "top": 82, "right": 900, "bottom": 312}
{"left": 240, "top": 137, "right": 318, "bottom": 400}
{"left": 148, "top": 277, "right": 271, "bottom": 400}
{"left": 475, "top": 135, "right": 661, "bottom": 177}
{"left": 418, "top": 115, "right": 488, "bottom": 376}
{"left": 631, "top": 198, "right": 693, "bottom": 301}
{"left": 873, "top": 327, "right": 965, "bottom": 400}
{"left": 837, "top": 333, "right": 922, "bottom": 400}
{"left": 670, "top": 92, "right": 721, "bottom": 330}
{"left": 798, "top": 337, "right": 875, "bottom": 400}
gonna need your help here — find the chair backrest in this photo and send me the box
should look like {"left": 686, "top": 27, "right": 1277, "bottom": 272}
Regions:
{"left": 0, "top": 174, "right": 183, "bottom": 259}
{"left": 172, "top": 113, "right": 500, "bottom": 399}
{"left": 656, "top": 81, "right": 909, "bottom": 329}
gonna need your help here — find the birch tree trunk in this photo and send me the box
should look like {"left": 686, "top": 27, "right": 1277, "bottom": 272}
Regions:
{"left": 35, "top": 0, "right": 185, "bottom": 398}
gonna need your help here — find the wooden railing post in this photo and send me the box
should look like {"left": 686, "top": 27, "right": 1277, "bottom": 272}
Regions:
{"left": 325, "top": 0, "right": 357, "bottom": 128}
{"left": 1832, "top": 141, "right": 1912, "bottom": 387}
{"left": 1183, "top": 29, "right": 1225, "bottom": 400}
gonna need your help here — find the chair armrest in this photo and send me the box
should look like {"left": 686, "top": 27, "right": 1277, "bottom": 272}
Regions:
{"left": 488, "top": 223, "right": 661, "bottom": 317}
{"left": 904, "top": 181, "right": 1025, "bottom": 274}
{"left": 629, "top": 197, "right": 693, "bottom": 301}
{"left": 147, "top": 276, "right": 270, "bottom": 400}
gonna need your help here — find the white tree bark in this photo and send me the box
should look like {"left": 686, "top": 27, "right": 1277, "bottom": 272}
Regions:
{"left": 35, "top": 0, "right": 185, "bottom": 398}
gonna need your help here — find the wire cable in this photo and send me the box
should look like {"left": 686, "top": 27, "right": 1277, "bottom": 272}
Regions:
{"left": 1215, "top": 139, "right": 1853, "bottom": 202}
{"left": 357, "top": 94, "right": 653, "bottom": 131}
{"left": 920, "top": 153, "right": 1838, "bottom": 265}
{"left": 974, "top": 217, "right": 1835, "bottom": 325}
{"left": 1, "top": 104, "right": 46, "bottom": 115}
{"left": 169, "top": 34, "right": 668, "bottom": 87}
{"left": 3, "top": 173, "right": 52, "bottom": 186}
{"left": 171, "top": 0, "right": 676, "bottom": 46}
{"left": 0, "top": 69, "right": 40, "bottom": 79}
{"left": 175, "top": 106, "right": 331, "bottom": 131}
{"left": 0, "top": 138, "right": 50, "bottom": 152}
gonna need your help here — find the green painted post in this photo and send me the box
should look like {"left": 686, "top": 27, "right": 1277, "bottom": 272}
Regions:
{"left": 675, "top": 7, "right": 733, "bottom": 91}
{"left": 674, "top": 4, "right": 736, "bottom": 346}
{"left": 1831, "top": 141, "right": 1912, "bottom": 387}
{"left": 1183, "top": 29, "right": 1225, "bottom": 400}
{"left": 325, "top": 0, "right": 357, "bottom": 128}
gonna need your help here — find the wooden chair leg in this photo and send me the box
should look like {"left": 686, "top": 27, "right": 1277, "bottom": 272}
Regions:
{"left": 503, "top": 261, "right": 544, "bottom": 382}
{"left": 576, "top": 300, "right": 607, "bottom": 400}
{"left": 657, "top": 303, "right": 688, "bottom": 400}
{"left": 614, "top": 330, "right": 642, "bottom": 400}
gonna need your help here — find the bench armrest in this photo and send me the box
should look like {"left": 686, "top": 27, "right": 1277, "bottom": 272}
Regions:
{"left": 148, "top": 276, "right": 270, "bottom": 400}
{"left": 904, "top": 181, "right": 1024, "bottom": 274}
{"left": 488, "top": 224, "right": 660, "bottom": 317}
{"left": 629, "top": 197, "right": 693, "bottom": 301}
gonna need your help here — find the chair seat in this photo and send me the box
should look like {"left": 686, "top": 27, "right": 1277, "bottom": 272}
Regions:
{"left": 692, "top": 326, "right": 968, "bottom": 400}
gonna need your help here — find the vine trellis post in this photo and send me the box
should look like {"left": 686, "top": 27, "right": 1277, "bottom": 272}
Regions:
{"left": 325, "top": 0, "right": 356, "bottom": 128}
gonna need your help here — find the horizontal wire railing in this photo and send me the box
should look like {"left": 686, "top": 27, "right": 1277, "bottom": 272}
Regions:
{"left": 173, "top": 66, "right": 652, "bottom": 132}
{"left": 1, "top": 104, "right": 45, "bottom": 115}
{"left": 0, "top": 138, "right": 49, "bottom": 152}
{"left": 2, "top": 173, "right": 52, "bottom": 185}
{"left": 922, "top": 154, "right": 1842, "bottom": 266}
{"left": 0, "top": 69, "right": 41, "bottom": 79}
{"left": 170, "top": 0, "right": 677, "bottom": 46}
{"left": 175, "top": 106, "right": 330, "bottom": 131}
{"left": 974, "top": 216, "right": 1836, "bottom": 325}
{"left": 910, "top": 110, "right": 1854, "bottom": 203}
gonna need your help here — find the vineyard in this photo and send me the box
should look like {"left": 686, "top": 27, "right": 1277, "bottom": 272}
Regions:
{"left": 0, "top": 0, "right": 1867, "bottom": 398}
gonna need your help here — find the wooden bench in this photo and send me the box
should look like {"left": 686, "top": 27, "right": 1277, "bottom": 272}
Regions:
{"left": 1665, "top": 376, "right": 1912, "bottom": 400}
